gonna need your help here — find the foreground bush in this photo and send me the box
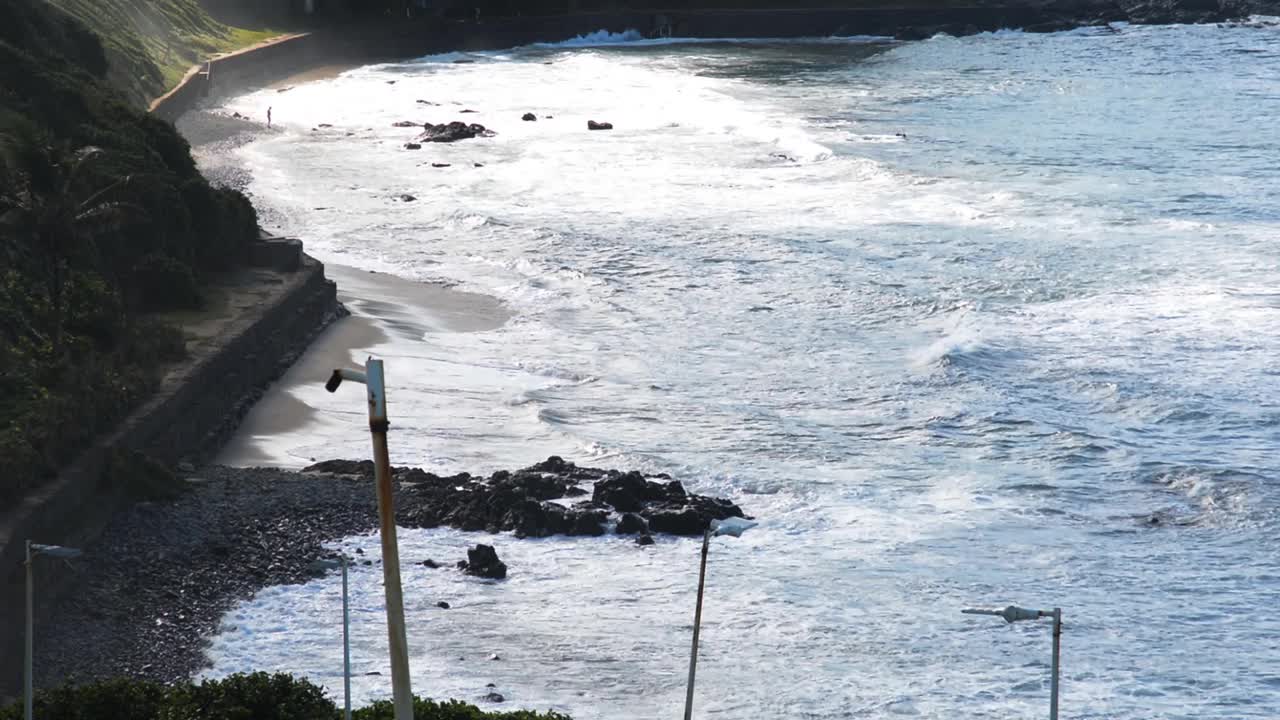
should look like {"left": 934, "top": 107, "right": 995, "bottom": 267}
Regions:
{"left": 0, "top": 673, "right": 573, "bottom": 720}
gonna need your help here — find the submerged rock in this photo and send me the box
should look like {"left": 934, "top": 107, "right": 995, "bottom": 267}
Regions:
{"left": 392, "top": 120, "right": 419, "bottom": 128}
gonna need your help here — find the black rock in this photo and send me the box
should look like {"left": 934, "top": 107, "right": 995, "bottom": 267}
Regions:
{"left": 616, "top": 513, "right": 647, "bottom": 535}
{"left": 304, "top": 459, "right": 375, "bottom": 476}
{"left": 432, "top": 162, "right": 452, "bottom": 168}
{"left": 569, "top": 509, "right": 606, "bottom": 536}
{"left": 422, "top": 559, "right": 440, "bottom": 568}
{"left": 392, "top": 120, "right": 419, "bottom": 128}
{"left": 587, "top": 120, "right": 613, "bottom": 131}
{"left": 894, "top": 25, "right": 937, "bottom": 40}
{"left": 636, "top": 534, "right": 655, "bottom": 546}
{"left": 437, "top": 601, "right": 451, "bottom": 609}
{"left": 593, "top": 472, "right": 645, "bottom": 512}
{"left": 460, "top": 544, "right": 507, "bottom": 579}
{"left": 398, "top": 194, "right": 417, "bottom": 202}
{"left": 643, "top": 495, "right": 744, "bottom": 536}
{"left": 418, "top": 121, "right": 495, "bottom": 143}
{"left": 461, "top": 109, "right": 478, "bottom": 113}
{"left": 522, "top": 112, "right": 537, "bottom": 121}
{"left": 1024, "top": 19, "right": 1079, "bottom": 32}
{"left": 404, "top": 142, "right": 422, "bottom": 150}
{"left": 484, "top": 692, "right": 505, "bottom": 703}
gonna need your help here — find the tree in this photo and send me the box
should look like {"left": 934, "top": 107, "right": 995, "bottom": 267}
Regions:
{"left": 0, "top": 112, "right": 143, "bottom": 353}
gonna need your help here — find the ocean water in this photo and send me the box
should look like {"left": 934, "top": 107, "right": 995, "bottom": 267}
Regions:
{"left": 206, "top": 23, "right": 1280, "bottom": 719}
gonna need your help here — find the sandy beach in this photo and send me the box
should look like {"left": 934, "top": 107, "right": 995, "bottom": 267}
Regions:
{"left": 217, "top": 264, "right": 512, "bottom": 466}
{"left": 176, "top": 74, "right": 517, "bottom": 469}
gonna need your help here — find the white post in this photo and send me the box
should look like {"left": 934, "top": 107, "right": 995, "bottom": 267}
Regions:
{"left": 24, "top": 540, "right": 32, "bottom": 720}
{"left": 364, "top": 359, "right": 413, "bottom": 720}
{"left": 324, "top": 361, "right": 413, "bottom": 720}
{"left": 342, "top": 557, "right": 352, "bottom": 720}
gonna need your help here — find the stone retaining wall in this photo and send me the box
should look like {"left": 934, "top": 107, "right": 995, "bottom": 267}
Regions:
{"left": 0, "top": 256, "right": 340, "bottom": 697}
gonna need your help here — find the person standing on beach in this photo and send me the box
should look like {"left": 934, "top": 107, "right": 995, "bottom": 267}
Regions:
{"left": 267, "top": 106, "right": 273, "bottom": 128}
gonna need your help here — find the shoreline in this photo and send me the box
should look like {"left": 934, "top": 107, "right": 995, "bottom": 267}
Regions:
{"left": 217, "top": 264, "right": 512, "bottom": 468}
{"left": 34, "top": 459, "right": 745, "bottom": 688}
{"left": 151, "top": 3, "right": 1278, "bottom": 121}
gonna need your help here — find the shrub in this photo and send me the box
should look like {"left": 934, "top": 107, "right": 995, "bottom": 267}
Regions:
{"left": 0, "top": 674, "right": 575, "bottom": 720}
{"left": 163, "top": 673, "right": 336, "bottom": 720}
{"left": 0, "top": 677, "right": 168, "bottom": 720}
{"left": 354, "top": 697, "right": 573, "bottom": 720}
{"left": 132, "top": 253, "right": 202, "bottom": 312}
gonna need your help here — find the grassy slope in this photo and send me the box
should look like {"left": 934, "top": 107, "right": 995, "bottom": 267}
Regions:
{"left": 46, "top": 0, "right": 279, "bottom": 107}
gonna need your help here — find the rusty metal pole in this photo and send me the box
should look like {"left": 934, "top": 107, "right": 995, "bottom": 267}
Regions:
{"left": 363, "top": 359, "right": 414, "bottom": 720}
{"left": 683, "top": 529, "right": 711, "bottom": 720}
{"left": 325, "top": 359, "right": 413, "bottom": 720}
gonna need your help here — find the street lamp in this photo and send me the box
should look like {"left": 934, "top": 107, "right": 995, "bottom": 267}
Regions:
{"left": 961, "top": 605, "right": 1063, "bottom": 720}
{"left": 324, "top": 358, "right": 414, "bottom": 720}
{"left": 683, "top": 517, "right": 757, "bottom": 720}
{"left": 25, "top": 542, "right": 82, "bottom": 720}
{"left": 311, "top": 557, "right": 352, "bottom": 720}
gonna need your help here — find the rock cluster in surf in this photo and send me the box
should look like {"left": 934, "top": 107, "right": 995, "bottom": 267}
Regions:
{"left": 303, "top": 455, "right": 746, "bottom": 537}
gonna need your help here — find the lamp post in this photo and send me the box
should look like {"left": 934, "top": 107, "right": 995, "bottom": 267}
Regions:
{"left": 25, "top": 542, "right": 82, "bottom": 720}
{"left": 683, "top": 517, "right": 757, "bottom": 720}
{"left": 324, "top": 358, "right": 413, "bottom": 720}
{"left": 961, "top": 605, "right": 1062, "bottom": 720}
{"left": 312, "top": 557, "right": 352, "bottom": 720}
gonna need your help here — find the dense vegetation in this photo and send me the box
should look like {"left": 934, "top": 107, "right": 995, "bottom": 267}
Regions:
{"left": 0, "top": 673, "right": 572, "bottom": 720}
{"left": 0, "top": 0, "right": 259, "bottom": 511}
{"left": 47, "top": 0, "right": 280, "bottom": 107}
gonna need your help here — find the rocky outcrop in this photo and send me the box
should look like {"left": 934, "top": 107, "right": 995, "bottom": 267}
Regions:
{"left": 417, "top": 121, "right": 495, "bottom": 142}
{"left": 303, "top": 455, "right": 746, "bottom": 538}
{"left": 459, "top": 544, "right": 507, "bottom": 580}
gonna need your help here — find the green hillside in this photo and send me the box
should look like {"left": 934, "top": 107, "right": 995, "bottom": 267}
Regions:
{"left": 46, "top": 0, "right": 280, "bottom": 107}
{"left": 0, "top": 0, "right": 260, "bottom": 509}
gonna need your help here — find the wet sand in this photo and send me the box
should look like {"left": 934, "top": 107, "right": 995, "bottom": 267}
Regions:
{"left": 215, "top": 267, "right": 511, "bottom": 467}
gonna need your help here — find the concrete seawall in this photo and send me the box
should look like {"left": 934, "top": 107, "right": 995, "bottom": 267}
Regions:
{"left": 0, "top": 255, "right": 340, "bottom": 697}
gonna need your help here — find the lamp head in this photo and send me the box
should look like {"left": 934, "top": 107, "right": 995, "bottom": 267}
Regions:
{"left": 326, "top": 370, "right": 343, "bottom": 393}
{"left": 30, "top": 544, "right": 82, "bottom": 559}
{"left": 710, "top": 517, "right": 757, "bottom": 538}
